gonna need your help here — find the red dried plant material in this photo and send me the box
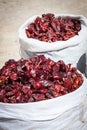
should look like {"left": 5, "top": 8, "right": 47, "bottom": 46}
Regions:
{"left": 0, "top": 55, "right": 83, "bottom": 103}
{"left": 25, "top": 13, "right": 81, "bottom": 42}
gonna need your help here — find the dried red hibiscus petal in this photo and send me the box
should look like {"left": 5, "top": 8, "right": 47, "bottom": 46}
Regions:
{"left": 25, "top": 13, "right": 81, "bottom": 42}
{"left": 0, "top": 55, "right": 83, "bottom": 103}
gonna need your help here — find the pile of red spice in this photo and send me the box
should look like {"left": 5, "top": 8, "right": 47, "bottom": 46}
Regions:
{"left": 0, "top": 55, "right": 83, "bottom": 103}
{"left": 26, "top": 13, "right": 81, "bottom": 42}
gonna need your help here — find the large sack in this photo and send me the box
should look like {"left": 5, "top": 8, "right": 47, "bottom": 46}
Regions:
{"left": 86, "top": 53, "right": 87, "bottom": 77}
{"left": 0, "top": 74, "right": 87, "bottom": 130}
{"left": 19, "top": 14, "right": 87, "bottom": 75}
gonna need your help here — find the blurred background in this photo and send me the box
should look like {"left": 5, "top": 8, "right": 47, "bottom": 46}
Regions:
{"left": 0, "top": 0, "right": 87, "bottom": 67}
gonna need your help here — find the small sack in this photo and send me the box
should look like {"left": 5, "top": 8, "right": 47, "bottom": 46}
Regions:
{"left": 19, "top": 14, "right": 87, "bottom": 75}
{"left": 0, "top": 74, "right": 87, "bottom": 130}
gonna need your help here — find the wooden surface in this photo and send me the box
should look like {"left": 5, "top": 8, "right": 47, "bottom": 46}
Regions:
{"left": 0, "top": 0, "right": 87, "bottom": 68}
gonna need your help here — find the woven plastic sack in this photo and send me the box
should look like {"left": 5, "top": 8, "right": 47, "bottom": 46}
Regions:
{"left": 19, "top": 14, "right": 87, "bottom": 75}
{"left": 0, "top": 73, "right": 87, "bottom": 130}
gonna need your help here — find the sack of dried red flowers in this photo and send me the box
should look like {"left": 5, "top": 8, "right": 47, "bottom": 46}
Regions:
{"left": 0, "top": 55, "right": 87, "bottom": 130}
{"left": 19, "top": 13, "right": 87, "bottom": 76}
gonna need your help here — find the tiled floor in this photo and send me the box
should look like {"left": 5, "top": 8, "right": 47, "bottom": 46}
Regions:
{"left": 0, "top": 0, "right": 87, "bottom": 67}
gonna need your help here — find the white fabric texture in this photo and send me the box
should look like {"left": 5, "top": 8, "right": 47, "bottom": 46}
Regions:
{"left": 0, "top": 74, "right": 87, "bottom": 130}
{"left": 19, "top": 14, "right": 87, "bottom": 75}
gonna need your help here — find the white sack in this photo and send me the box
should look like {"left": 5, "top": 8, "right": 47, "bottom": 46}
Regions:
{"left": 86, "top": 53, "right": 87, "bottom": 77}
{"left": 19, "top": 14, "right": 87, "bottom": 75}
{"left": 0, "top": 74, "right": 87, "bottom": 130}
